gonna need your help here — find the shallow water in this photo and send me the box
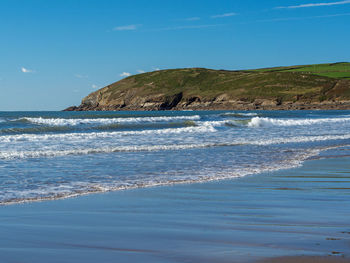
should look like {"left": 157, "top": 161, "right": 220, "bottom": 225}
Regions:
{"left": 0, "top": 156, "right": 349, "bottom": 263}
{"left": 1, "top": 110, "right": 350, "bottom": 204}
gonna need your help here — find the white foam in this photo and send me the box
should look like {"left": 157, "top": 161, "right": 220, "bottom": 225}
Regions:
{"left": 200, "top": 120, "right": 230, "bottom": 127}
{"left": 0, "top": 147, "right": 323, "bottom": 205}
{"left": 0, "top": 143, "right": 217, "bottom": 159}
{"left": 251, "top": 134, "right": 350, "bottom": 145}
{"left": 248, "top": 117, "right": 350, "bottom": 127}
{"left": 0, "top": 124, "right": 216, "bottom": 143}
{"left": 200, "top": 119, "right": 252, "bottom": 127}
{"left": 2, "top": 133, "right": 350, "bottom": 160}
{"left": 224, "top": 112, "right": 258, "bottom": 117}
{"left": 21, "top": 115, "right": 201, "bottom": 126}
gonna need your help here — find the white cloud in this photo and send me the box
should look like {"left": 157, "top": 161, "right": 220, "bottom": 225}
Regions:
{"left": 152, "top": 67, "right": 160, "bottom": 71}
{"left": 92, "top": 84, "right": 99, "bottom": 89}
{"left": 182, "top": 17, "right": 201, "bottom": 21}
{"left": 276, "top": 0, "right": 350, "bottom": 9}
{"left": 120, "top": 72, "right": 132, "bottom": 77}
{"left": 21, "top": 67, "right": 35, "bottom": 73}
{"left": 137, "top": 70, "right": 145, "bottom": 73}
{"left": 75, "top": 74, "right": 88, "bottom": 79}
{"left": 211, "top": 12, "right": 237, "bottom": 18}
{"left": 257, "top": 12, "right": 350, "bottom": 22}
{"left": 150, "top": 24, "right": 224, "bottom": 32}
{"left": 113, "top": 24, "right": 141, "bottom": 31}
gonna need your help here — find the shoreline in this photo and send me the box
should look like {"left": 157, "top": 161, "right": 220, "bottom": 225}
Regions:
{"left": 0, "top": 144, "right": 332, "bottom": 206}
{"left": 1, "top": 153, "right": 350, "bottom": 262}
{"left": 64, "top": 65, "right": 350, "bottom": 112}
{"left": 64, "top": 101, "right": 350, "bottom": 112}
{"left": 257, "top": 256, "right": 350, "bottom": 263}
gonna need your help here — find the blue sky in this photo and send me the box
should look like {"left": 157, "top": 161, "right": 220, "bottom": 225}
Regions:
{"left": 0, "top": 0, "right": 349, "bottom": 110}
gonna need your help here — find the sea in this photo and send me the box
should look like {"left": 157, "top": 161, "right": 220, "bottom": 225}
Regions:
{"left": 1, "top": 110, "right": 350, "bottom": 205}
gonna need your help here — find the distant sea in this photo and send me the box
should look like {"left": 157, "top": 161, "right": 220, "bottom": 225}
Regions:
{"left": 1, "top": 110, "right": 350, "bottom": 205}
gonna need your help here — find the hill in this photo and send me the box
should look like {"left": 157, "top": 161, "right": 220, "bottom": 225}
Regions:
{"left": 65, "top": 62, "right": 350, "bottom": 111}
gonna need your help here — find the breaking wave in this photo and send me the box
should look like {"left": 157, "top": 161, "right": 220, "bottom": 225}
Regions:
{"left": 0, "top": 143, "right": 221, "bottom": 159}
{"left": 2, "top": 134, "right": 350, "bottom": 160}
{"left": 248, "top": 117, "right": 350, "bottom": 127}
{"left": 0, "top": 121, "right": 197, "bottom": 134}
{"left": 0, "top": 126, "right": 72, "bottom": 134}
{"left": 0, "top": 124, "right": 216, "bottom": 142}
{"left": 0, "top": 147, "right": 322, "bottom": 205}
{"left": 221, "top": 112, "right": 259, "bottom": 117}
{"left": 2, "top": 110, "right": 350, "bottom": 206}
{"left": 18, "top": 115, "right": 201, "bottom": 126}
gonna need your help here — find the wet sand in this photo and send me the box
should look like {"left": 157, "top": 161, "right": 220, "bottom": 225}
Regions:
{"left": 0, "top": 155, "right": 350, "bottom": 263}
{"left": 258, "top": 256, "right": 350, "bottom": 263}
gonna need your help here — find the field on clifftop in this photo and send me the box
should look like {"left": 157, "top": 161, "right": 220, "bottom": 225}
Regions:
{"left": 254, "top": 62, "right": 350, "bottom": 79}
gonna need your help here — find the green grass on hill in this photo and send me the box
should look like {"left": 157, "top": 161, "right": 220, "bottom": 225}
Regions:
{"left": 254, "top": 62, "right": 350, "bottom": 79}
{"left": 82, "top": 62, "right": 350, "bottom": 109}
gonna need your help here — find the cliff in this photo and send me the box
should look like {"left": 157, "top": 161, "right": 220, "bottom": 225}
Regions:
{"left": 65, "top": 63, "right": 350, "bottom": 111}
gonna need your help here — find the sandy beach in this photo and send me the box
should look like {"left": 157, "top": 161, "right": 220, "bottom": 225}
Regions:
{"left": 259, "top": 256, "right": 350, "bottom": 263}
{"left": 1, "top": 154, "right": 349, "bottom": 263}
{"left": 2, "top": 0, "right": 350, "bottom": 261}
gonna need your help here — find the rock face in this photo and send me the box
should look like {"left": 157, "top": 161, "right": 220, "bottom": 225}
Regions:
{"left": 65, "top": 67, "right": 350, "bottom": 111}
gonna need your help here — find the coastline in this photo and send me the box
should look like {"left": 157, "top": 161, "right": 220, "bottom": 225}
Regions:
{"left": 257, "top": 256, "right": 350, "bottom": 263}
{"left": 64, "top": 100, "right": 350, "bottom": 112}
{"left": 64, "top": 65, "right": 350, "bottom": 112}
{"left": 1, "top": 153, "right": 349, "bottom": 263}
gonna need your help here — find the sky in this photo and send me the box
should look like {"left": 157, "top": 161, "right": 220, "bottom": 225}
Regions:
{"left": 0, "top": 0, "right": 349, "bottom": 111}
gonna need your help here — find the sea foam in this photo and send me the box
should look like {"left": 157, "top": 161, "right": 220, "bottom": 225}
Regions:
{"left": 20, "top": 115, "right": 201, "bottom": 126}
{"left": 2, "top": 134, "right": 350, "bottom": 159}
{"left": 248, "top": 117, "right": 350, "bottom": 127}
{"left": 0, "top": 124, "right": 216, "bottom": 142}
{"left": 2, "top": 110, "right": 350, "bottom": 205}
{"left": 0, "top": 147, "right": 323, "bottom": 205}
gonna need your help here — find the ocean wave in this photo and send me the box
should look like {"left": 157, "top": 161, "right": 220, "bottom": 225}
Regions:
{"left": 0, "top": 121, "right": 197, "bottom": 134}
{"left": 0, "top": 126, "right": 72, "bottom": 134}
{"left": 248, "top": 117, "right": 350, "bottom": 127}
{"left": 69, "top": 113, "right": 189, "bottom": 119}
{"left": 94, "top": 120, "right": 197, "bottom": 131}
{"left": 252, "top": 134, "right": 350, "bottom": 146}
{"left": 0, "top": 124, "right": 216, "bottom": 142}
{"left": 0, "top": 143, "right": 223, "bottom": 159}
{"left": 201, "top": 119, "right": 253, "bottom": 127}
{"left": 0, "top": 148, "right": 321, "bottom": 205}
{"left": 18, "top": 115, "right": 201, "bottom": 126}
{"left": 2, "top": 134, "right": 350, "bottom": 159}
{"left": 221, "top": 112, "right": 259, "bottom": 117}
{"left": 201, "top": 119, "right": 252, "bottom": 127}
{"left": 3, "top": 110, "right": 350, "bottom": 206}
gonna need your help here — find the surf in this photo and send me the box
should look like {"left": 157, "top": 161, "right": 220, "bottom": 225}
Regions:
{"left": 17, "top": 115, "right": 201, "bottom": 126}
{"left": 247, "top": 116, "right": 350, "bottom": 127}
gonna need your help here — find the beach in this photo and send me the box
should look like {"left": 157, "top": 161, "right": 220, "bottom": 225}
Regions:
{"left": 1, "top": 154, "right": 349, "bottom": 263}
{"left": 2, "top": 0, "right": 350, "bottom": 261}
{"left": 1, "top": 110, "right": 350, "bottom": 262}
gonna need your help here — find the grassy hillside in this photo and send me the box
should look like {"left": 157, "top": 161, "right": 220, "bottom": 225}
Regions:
{"left": 99, "top": 64, "right": 350, "bottom": 102}
{"left": 68, "top": 62, "right": 350, "bottom": 111}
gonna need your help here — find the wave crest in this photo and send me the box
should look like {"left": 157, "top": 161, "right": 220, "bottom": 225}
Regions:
{"left": 248, "top": 117, "right": 350, "bottom": 127}
{"left": 18, "top": 115, "right": 201, "bottom": 126}
{"left": 2, "top": 134, "right": 350, "bottom": 159}
{"left": 0, "top": 124, "right": 216, "bottom": 143}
